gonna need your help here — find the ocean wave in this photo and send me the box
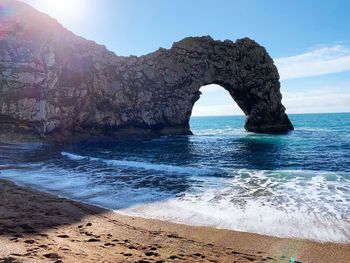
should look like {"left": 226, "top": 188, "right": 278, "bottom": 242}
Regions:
{"left": 122, "top": 168, "right": 349, "bottom": 242}
{"left": 192, "top": 127, "right": 244, "bottom": 136}
{"left": 61, "top": 152, "right": 220, "bottom": 176}
{"left": 61, "top": 152, "right": 86, "bottom": 161}
{"left": 2, "top": 162, "right": 349, "bottom": 242}
{"left": 119, "top": 196, "right": 350, "bottom": 243}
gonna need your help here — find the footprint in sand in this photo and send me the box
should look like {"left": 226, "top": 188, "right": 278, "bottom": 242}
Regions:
{"left": 38, "top": 244, "right": 48, "bottom": 249}
{"left": 0, "top": 257, "right": 21, "bottom": 263}
{"left": 43, "top": 253, "right": 61, "bottom": 260}
{"left": 59, "top": 247, "right": 71, "bottom": 251}
{"left": 104, "top": 242, "right": 115, "bottom": 247}
{"left": 127, "top": 245, "right": 137, "bottom": 249}
{"left": 166, "top": 233, "right": 180, "bottom": 239}
{"left": 192, "top": 252, "right": 206, "bottom": 259}
{"left": 57, "top": 234, "right": 69, "bottom": 238}
{"left": 144, "top": 251, "right": 159, "bottom": 257}
{"left": 120, "top": 252, "right": 132, "bottom": 257}
{"left": 24, "top": 239, "right": 35, "bottom": 244}
{"left": 87, "top": 238, "right": 100, "bottom": 242}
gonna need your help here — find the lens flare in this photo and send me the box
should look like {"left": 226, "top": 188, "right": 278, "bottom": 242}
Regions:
{"left": 31, "top": 0, "right": 86, "bottom": 25}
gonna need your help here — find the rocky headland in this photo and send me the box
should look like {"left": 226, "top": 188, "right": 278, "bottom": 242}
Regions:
{"left": 0, "top": 0, "right": 293, "bottom": 142}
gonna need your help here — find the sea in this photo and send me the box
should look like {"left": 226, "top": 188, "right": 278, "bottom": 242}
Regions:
{"left": 0, "top": 113, "right": 349, "bottom": 243}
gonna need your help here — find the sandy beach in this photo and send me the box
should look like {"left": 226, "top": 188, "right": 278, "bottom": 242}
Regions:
{"left": 0, "top": 179, "right": 348, "bottom": 263}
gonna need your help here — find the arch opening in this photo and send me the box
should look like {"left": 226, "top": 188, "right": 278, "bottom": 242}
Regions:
{"left": 189, "top": 84, "right": 245, "bottom": 133}
{"left": 191, "top": 84, "right": 244, "bottom": 117}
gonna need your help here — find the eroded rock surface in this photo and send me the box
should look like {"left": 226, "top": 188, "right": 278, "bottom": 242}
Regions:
{"left": 0, "top": 0, "right": 293, "bottom": 141}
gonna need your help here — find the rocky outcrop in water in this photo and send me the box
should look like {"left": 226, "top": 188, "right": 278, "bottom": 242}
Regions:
{"left": 0, "top": 0, "right": 293, "bottom": 141}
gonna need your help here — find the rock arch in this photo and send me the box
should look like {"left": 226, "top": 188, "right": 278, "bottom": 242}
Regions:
{"left": 108, "top": 36, "right": 293, "bottom": 135}
{"left": 0, "top": 1, "right": 293, "bottom": 141}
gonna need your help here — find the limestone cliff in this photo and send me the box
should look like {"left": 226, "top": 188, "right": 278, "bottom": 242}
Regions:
{"left": 0, "top": 0, "right": 293, "bottom": 141}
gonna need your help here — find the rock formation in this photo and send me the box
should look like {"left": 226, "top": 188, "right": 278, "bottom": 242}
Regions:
{"left": 0, "top": 0, "right": 293, "bottom": 141}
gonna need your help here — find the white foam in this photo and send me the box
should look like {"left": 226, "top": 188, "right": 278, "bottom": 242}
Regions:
{"left": 120, "top": 191, "right": 350, "bottom": 243}
{"left": 192, "top": 127, "right": 244, "bottom": 136}
{"left": 61, "top": 151, "right": 219, "bottom": 176}
{"left": 1, "top": 161, "right": 349, "bottom": 243}
{"left": 119, "top": 169, "right": 350, "bottom": 243}
{"left": 61, "top": 152, "right": 86, "bottom": 161}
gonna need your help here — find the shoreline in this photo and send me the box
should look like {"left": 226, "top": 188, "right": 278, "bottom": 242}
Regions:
{"left": 4, "top": 170, "right": 348, "bottom": 245}
{"left": 0, "top": 179, "right": 350, "bottom": 262}
{"left": 2, "top": 163, "right": 349, "bottom": 245}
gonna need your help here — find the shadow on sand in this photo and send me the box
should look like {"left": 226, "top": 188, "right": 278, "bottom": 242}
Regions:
{"left": 0, "top": 179, "right": 107, "bottom": 237}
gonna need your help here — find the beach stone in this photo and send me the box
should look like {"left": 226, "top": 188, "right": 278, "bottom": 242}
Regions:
{"left": 0, "top": 0, "right": 293, "bottom": 141}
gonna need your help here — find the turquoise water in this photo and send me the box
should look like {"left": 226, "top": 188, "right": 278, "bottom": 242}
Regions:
{"left": 0, "top": 113, "right": 349, "bottom": 242}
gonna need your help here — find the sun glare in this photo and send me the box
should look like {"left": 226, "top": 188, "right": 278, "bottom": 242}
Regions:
{"left": 35, "top": 0, "right": 86, "bottom": 25}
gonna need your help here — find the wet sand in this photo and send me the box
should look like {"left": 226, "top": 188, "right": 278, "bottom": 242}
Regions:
{"left": 0, "top": 179, "right": 349, "bottom": 263}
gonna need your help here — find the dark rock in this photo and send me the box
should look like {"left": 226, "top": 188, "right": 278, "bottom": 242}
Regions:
{"left": 0, "top": 1, "right": 293, "bottom": 142}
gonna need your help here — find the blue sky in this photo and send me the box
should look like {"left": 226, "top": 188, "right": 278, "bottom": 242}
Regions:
{"left": 23, "top": 0, "right": 350, "bottom": 115}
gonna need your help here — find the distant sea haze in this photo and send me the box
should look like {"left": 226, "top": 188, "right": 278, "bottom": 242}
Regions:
{"left": 0, "top": 113, "right": 349, "bottom": 242}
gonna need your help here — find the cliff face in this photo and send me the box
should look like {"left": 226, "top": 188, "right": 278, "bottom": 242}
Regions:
{"left": 0, "top": 0, "right": 293, "bottom": 141}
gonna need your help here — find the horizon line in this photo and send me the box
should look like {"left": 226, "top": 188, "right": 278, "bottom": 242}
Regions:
{"left": 191, "top": 111, "right": 350, "bottom": 117}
